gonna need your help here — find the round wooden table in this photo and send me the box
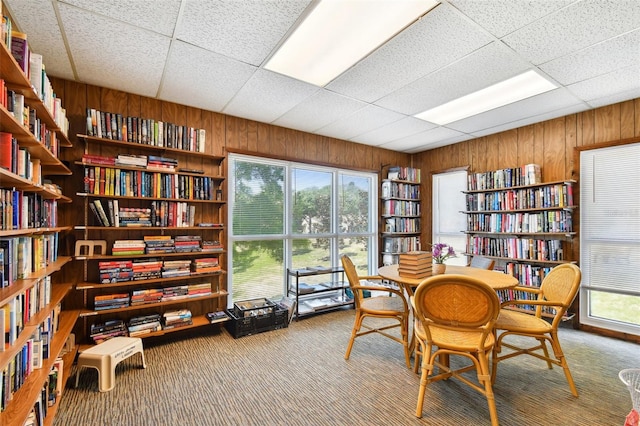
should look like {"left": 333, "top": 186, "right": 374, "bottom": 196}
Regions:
{"left": 378, "top": 264, "right": 518, "bottom": 297}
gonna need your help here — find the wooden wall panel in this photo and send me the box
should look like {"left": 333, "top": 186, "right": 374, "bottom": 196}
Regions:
{"left": 620, "top": 100, "right": 635, "bottom": 139}
{"left": 581, "top": 109, "right": 595, "bottom": 146}
{"left": 246, "top": 120, "right": 258, "bottom": 153}
{"left": 543, "top": 117, "right": 566, "bottom": 181}
{"left": 595, "top": 104, "right": 621, "bottom": 143}
{"left": 100, "top": 88, "right": 128, "bottom": 116}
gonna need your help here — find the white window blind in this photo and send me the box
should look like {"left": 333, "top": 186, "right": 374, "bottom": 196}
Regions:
{"left": 432, "top": 170, "right": 467, "bottom": 266}
{"left": 580, "top": 143, "right": 640, "bottom": 294}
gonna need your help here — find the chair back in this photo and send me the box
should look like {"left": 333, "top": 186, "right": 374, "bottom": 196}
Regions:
{"left": 470, "top": 255, "right": 495, "bottom": 270}
{"left": 414, "top": 274, "right": 500, "bottom": 334}
{"left": 537, "top": 263, "right": 582, "bottom": 325}
{"left": 341, "top": 255, "right": 364, "bottom": 308}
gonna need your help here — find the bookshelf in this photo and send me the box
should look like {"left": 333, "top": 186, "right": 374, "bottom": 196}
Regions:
{"left": 0, "top": 35, "right": 77, "bottom": 426}
{"left": 73, "top": 131, "right": 228, "bottom": 344}
{"left": 380, "top": 166, "right": 421, "bottom": 266}
{"left": 463, "top": 165, "right": 577, "bottom": 316}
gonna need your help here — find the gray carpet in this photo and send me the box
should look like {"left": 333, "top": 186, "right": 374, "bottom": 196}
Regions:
{"left": 54, "top": 309, "right": 638, "bottom": 426}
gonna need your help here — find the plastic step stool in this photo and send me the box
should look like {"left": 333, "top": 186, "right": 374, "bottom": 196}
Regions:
{"left": 75, "top": 337, "right": 146, "bottom": 392}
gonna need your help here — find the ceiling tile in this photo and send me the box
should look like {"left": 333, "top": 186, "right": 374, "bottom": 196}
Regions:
{"left": 273, "top": 90, "right": 366, "bottom": 133}
{"left": 568, "top": 65, "right": 640, "bottom": 102}
{"left": 59, "top": 0, "right": 181, "bottom": 36}
{"left": 3, "top": 0, "right": 75, "bottom": 80}
{"left": 446, "top": 88, "right": 584, "bottom": 134}
{"left": 326, "top": 3, "right": 493, "bottom": 103}
{"left": 159, "top": 41, "right": 256, "bottom": 112}
{"left": 353, "top": 116, "right": 437, "bottom": 146}
{"left": 175, "top": 0, "right": 312, "bottom": 66}
{"left": 375, "top": 41, "right": 531, "bottom": 115}
{"left": 470, "top": 104, "right": 592, "bottom": 138}
{"left": 503, "top": 0, "right": 640, "bottom": 64}
{"left": 223, "top": 69, "right": 319, "bottom": 123}
{"left": 586, "top": 87, "right": 640, "bottom": 108}
{"left": 449, "top": 0, "right": 574, "bottom": 38}
{"left": 316, "top": 105, "right": 406, "bottom": 141}
{"left": 541, "top": 29, "right": 640, "bottom": 85}
{"left": 379, "top": 126, "right": 468, "bottom": 153}
{"left": 58, "top": 4, "right": 170, "bottom": 98}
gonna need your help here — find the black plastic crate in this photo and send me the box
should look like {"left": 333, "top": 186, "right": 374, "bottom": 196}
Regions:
{"left": 225, "top": 299, "right": 288, "bottom": 338}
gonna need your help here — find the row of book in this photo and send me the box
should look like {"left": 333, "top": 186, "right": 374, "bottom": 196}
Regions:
{"left": 381, "top": 180, "right": 420, "bottom": 199}
{"left": 466, "top": 211, "right": 573, "bottom": 234}
{"left": 0, "top": 131, "right": 43, "bottom": 184}
{"left": 89, "top": 200, "right": 199, "bottom": 228}
{"left": 89, "top": 309, "right": 194, "bottom": 344}
{"left": 83, "top": 165, "right": 216, "bottom": 200}
{"left": 96, "top": 284, "right": 211, "bottom": 311}
{"left": 1, "top": 24, "right": 68, "bottom": 134}
{"left": 382, "top": 199, "right": 421, "bottom": 217}
{"left": 468, "top": 164, "right": 542, "bottom": 191}
{"left": 0, "top": 188, "right": 57, "bottom": 230}
{"left": 99, "top": 257, "right": 220, "bottom": 284}
{"left": 85, "top": 108, "right": 206, "bottom": 153}
{"left": 83, "top": 153, "right": 179, "bottom": 171}
{"left": 381, "top": 236, "right": 421, "bottom": 255}
{"left": 465, "top": 183, "right": 574, "bottom": 211}
{"left": 467, "top": 237, "right": 564, "bottom": 262}
{"left": 1, "top": 235, "right": 59, "bottom": 288}
{"left": 106, "top": 236, "right": 221, "bottom": 257}
{"left": 1, "top": 304, "right": 60, "bottom": 413}
{"left": 1, "top": 276, "right": 52, "bottom": 347}
{"left": 383, "top": 217, "right": 420, "bottom": 234}
{"left": 387, "top": 166, "right": 421, "bottom": 183}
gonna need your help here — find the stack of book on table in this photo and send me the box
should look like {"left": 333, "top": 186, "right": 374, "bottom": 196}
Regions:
{"left": 398, "top": 251, "right": 432, "bottom": 278}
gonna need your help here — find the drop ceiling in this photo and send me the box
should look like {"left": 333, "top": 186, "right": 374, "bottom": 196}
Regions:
{"left": 4, "top": 0, "right": 640, "bottom": 153}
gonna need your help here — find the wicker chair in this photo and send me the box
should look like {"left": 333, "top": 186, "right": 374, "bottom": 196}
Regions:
{"left": 340, "top": 255, "right": 411, "bottom": 368}
{"left": 491, "top": 263, "right": 582, "bottom": 396}
{"left": 413, "top": 274, "right": 501, "bottom": 425}
{"left": 470, "top": 255, "right": 496, "bottom": 270}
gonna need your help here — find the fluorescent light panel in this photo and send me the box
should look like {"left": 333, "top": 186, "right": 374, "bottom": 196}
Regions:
{"left": 415, "top": 70, "right": 558, "bottom": 125}
{"left": 264, "top": 0, "right": 439, "bottom": 87}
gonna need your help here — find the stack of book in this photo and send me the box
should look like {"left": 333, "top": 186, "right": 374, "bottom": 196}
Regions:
{"left": 162, "top": 309, "right": 192, "bottom": 330}
{"left": 205, "top": 311, "right": 229, "bottom": 324}
{"left": 201, "top": 240, "right": 223, "bottom": 252}
{"left": 112, "top": 239, "right": 145, "bottom": 256}
{"left": 90, "top": 319, "right": 127, "bottom": 344}
{"left": 130, "top": 288, "right": 163, "bottom": 305}
{"left": 161, "top": 259, "right": 191, "bottom": 277}
{"left": 398, "top": 251, "right": 433, "bottom": 278}
{"left": 115, "top": 154, "right": 147, "bottom": 168}
{"left": 119, "top": 207, "right": 152, "bottom": 227}
{"left": 99, "top": 260, "right": 133, "bottom": 284}
{"left": 174, "top": 235, "right": 202, "bottom": 252}
{"left": 94, "top": 293, "right": 130, "bottom": 310}
{"left": 127, "top": 314, "right": 162, "bottom": 337}
{"left": 131, "top": 259, "right": 162, "bottom": 280}
{"left": 187, "top": 282, "right": 212, "bottom": 298}
{"left": 191, "top": 257, "right": 220, "bottom": 274}
{"left": 161, "top": 284, "right": 189, "bottom": 301}
{"left": 144, "top": 235, "right": 175, "bottom": 254}
{"left": 146, "top": 155, "right": 177, "bottom": 172}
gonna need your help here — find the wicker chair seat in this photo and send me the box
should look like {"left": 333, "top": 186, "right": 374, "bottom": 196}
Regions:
{"left": 495, "top": 308, "right": 553, "bottom": 333}
{"left": 361, "top": 295, "right": 405, "bottom": 313}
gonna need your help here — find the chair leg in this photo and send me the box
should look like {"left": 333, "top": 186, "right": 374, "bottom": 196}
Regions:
{"left": 344, "top": 313, "right": 363, "bottom": 360}
{"left": 479, "top": 351, "right": 499, "bottom": 426}
{"left": 415, "top": 344, "right": 433, "bottom": 418}
{"left": 401, "top": 316, "right": 411, "bottom": 369}
{"left": 538, "top": 337, "right": 553, "bottom": 369}
{"left": 549, "top": 331, "right": 579, "bottom": 397}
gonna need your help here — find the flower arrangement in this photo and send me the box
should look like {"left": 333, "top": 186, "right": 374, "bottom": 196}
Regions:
{"left": 431, "top": 243, "right": 456, "bottom": 264}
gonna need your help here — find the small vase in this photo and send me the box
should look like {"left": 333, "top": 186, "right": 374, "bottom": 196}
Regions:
{"left": 433, "top": 263, "right": 446, "bottom": 275}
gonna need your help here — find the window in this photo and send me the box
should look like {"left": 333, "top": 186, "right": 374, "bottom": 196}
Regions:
{"left": 229, "top": 154, "right": 377, "bottom": 304}
{"left": 580, "top": 143, "right": 640, "bottom": 336}
{"left": 432, "top": 170, "right": 468, "bottom": 266}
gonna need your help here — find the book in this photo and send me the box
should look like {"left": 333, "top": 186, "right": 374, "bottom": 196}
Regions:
{"left": 93, "top": 200, "right": 111, "bottom": 226}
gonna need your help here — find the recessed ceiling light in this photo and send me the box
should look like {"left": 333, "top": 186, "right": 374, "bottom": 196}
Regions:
{"left": 264, "top": 0, "right": 439, "bottom": 87}
{"left": 415, "top": 70, "right": 558, "bottom": 125}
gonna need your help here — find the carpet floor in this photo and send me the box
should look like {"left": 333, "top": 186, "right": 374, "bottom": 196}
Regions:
{"left": 54, "top": 308, "right": 638, "bottom": 426}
